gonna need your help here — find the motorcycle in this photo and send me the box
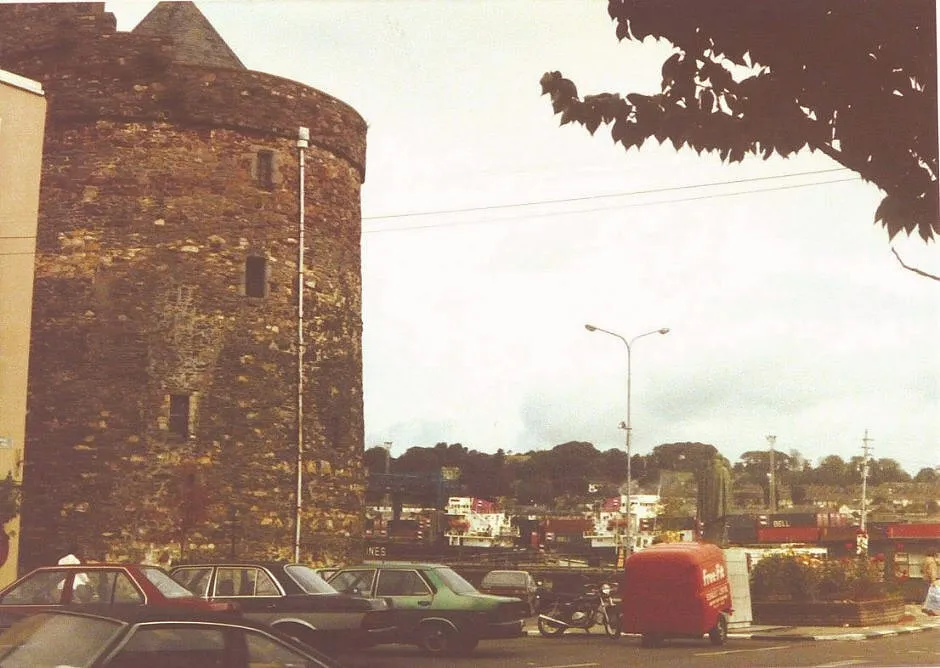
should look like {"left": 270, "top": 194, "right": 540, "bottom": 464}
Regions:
{"left": 537, "top": 582, "right": 621, "bottom": 638}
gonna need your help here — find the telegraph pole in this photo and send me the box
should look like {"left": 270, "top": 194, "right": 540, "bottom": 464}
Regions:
{"left": 860, "top": 430, "right": 873, "bottom": 534}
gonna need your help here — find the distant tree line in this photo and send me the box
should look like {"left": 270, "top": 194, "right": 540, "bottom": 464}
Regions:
{"left": 365, "top": 441, "right": 938, "bottom": 512}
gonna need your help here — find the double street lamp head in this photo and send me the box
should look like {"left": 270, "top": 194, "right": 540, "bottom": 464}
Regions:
{"left": 584, "top": 324, "right": 671, "bottom": 339}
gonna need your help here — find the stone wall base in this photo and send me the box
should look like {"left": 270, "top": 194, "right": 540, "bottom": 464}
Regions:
{"left": 753, "top": 598, "right": 905, "bottom": 626}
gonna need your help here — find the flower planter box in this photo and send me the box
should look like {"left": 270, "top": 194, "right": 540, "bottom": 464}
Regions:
{"left": 753, "top": 598, "right": 905, "bottom": 627}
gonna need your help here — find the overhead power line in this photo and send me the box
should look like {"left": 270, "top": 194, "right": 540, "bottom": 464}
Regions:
{"left": 363, "top": 174, "right": 861, "bottom": 234}
{"left": 362, "top": 167, "right": 853, "bottom": 222}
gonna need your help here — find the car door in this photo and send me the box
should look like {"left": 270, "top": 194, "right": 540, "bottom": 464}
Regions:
{"left": 328, "top": 569, "right": 377, "bottom": 598}
{"left": 206, "top": 567, "right": 280, "bottom": 614}
{"left": 0, "top": 569, "right": 68, "bottom": 627}
{"left": 212, "top": 566, "right": 356, "bottom": 633}
{"left": 103, "top": 621, "right": 340, "bottom": 668}
{"left": 172, "top": 566, "right": 213, "bottom": 598}
{"left": 0, "top": 568, "right": 143, "bottom": 628}
{"left": 103, "top": 624, "right": 231, "bottom": 668}
{"left": 373, "top": 568, "right": 436, "bottom": 631}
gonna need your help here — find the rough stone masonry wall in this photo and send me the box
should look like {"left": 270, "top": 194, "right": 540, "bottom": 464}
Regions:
{"left": 1, "top": 4, "right": 368, "bottom": 571}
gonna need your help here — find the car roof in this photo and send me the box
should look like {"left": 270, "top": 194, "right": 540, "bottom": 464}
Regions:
{"left": 483, "top": 569, "right": 529, "bottom": 575}
{"left": 26, "top": 563, "right": 147, "bottom": 570}
{"left": 358, "top": 561, "right": 451, "bottom": 569}
{"left": 170, "top": 561, "right": 302, "bottom": 570}
{"left": 45, "top": 604, "right": 250, "bottom": 625}
{"left": 2, "top": 564, "right": 154, "bottom": 586}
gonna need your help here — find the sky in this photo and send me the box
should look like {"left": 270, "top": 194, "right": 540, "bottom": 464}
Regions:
{"left": 105, "top": 1, "right": 939, "bottom": 476}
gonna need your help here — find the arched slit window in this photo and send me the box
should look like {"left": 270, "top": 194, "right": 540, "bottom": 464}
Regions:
{"left": 256, "top": 149, "right": 275, "bottom": 189}
{"left": 169, "top": 394, "right": 191, "bottom": 439}
{"left": 245, "top": 256, "right": 267, "bottom": 298}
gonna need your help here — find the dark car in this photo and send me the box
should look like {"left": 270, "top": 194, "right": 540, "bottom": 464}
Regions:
{"left": 328, "top": 561, "right": 527, "bottom": 655}
{"left": 169, "top": 561, "right": 394, "bottom": 651}
{"left": 0, "top": 606, "right": 343, "bottom": 667}
{"left": 0, "top": 563, "right": 231, "bottom": 630}
{"left": 478, "top": 569, "right": 540, "bottom": 615}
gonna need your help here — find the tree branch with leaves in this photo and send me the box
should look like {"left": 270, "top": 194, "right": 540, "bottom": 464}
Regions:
{"left": 0, "top": 474, "right": 21, "bottom": 527}
{"left": 541, "top": 0, "right": 938, "bottom": 264}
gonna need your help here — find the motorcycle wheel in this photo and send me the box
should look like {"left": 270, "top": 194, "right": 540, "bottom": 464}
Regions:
{"left": 603, "top": 607, "right": 622, "bottom": 638}
{"left": 537, "top": 605, "right": 568, "bottom": 637}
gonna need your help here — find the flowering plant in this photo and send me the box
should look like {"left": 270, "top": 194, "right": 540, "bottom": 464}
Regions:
{"left": 651, "top": 530, "right": 683, "bottom": 544}
{"left": 750, "top": 551, "right": 897, "bottom": 602}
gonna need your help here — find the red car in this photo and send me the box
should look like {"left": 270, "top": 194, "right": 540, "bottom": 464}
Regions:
{"left": 0, "top": 563, "right": 231, "bottom": 629}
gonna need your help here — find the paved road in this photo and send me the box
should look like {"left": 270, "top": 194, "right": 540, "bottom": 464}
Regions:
{"left": 336, "top": 629, "right": 940, "bottom": 667}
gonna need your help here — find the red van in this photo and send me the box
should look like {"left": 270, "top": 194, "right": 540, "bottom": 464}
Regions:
{"left": 620, "top": 542, "right": 732, "bottom": 647}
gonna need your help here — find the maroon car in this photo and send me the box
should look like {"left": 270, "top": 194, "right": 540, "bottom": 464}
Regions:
{"left": 0, "top": 563, "right": 232, "bottom": 629}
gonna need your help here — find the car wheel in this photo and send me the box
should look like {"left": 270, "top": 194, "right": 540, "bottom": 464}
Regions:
{"left": 416, "top": 621, "right": 454, "bottom": 655}
{"left": 450, "top": 635, "right": 479, "bottom": 656}
{"left": 708, "top": 612, "right": 728, "bottom": 646}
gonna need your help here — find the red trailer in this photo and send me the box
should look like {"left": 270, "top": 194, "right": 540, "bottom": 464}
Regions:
{"left": 621, "top": 542, "right": 732, "bottom": 647}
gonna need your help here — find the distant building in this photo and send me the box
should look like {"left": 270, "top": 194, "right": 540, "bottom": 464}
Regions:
{"left": 0, "top": 2, "right": 367, "bottom": 571}
{"left": 586, "top": 493, "right": 666, "bottom": 552}
{"left": 445, "top": 497, "right": 517, "bottom": 547}
{"left": 625, "top": 493, "right": 661, "bottom": 520}
{"left": 0, "top": 68, "right": 46, "bottom": 585}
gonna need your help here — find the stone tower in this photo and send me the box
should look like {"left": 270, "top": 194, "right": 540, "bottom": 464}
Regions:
{"left": 0, "top": 2, "right": 367, "bottom": 571}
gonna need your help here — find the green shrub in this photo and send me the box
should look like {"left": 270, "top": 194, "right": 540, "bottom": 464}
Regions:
{"left": 0, "top": 474, "right": 20, "bottom": 526}
{"left": 751, "top": 551, "right": 893, "bottom": 602}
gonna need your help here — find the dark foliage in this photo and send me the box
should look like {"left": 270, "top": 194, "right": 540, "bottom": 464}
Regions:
{"left": 540, "top": 0, "right": 938, "bottom": 242}
{"left": 373, "top": 440, "right": 919, "bottom": 510}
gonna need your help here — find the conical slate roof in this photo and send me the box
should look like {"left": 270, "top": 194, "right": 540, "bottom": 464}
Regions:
{"left": 132, "top": 1, "right": 245, "bottom": 69}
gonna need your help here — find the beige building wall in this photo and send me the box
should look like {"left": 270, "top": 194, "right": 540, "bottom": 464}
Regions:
{"left": 0, "top": 69, "right": 46, "bottom": 586}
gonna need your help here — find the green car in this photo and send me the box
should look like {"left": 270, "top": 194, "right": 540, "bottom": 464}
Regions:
{"left": 328, "top": 562, "right": 527, "bottom": 655}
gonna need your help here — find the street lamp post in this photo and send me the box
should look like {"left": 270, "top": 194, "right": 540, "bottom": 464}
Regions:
{"left": 294, "top": 126, "right": 310, "bottom": 564}
{"left": 585, "top": 324, "right": 670, "bottom": 556}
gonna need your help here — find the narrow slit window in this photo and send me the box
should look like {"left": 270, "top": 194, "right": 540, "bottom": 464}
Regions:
{"left": 169, "top": 394, "right": 191, "bottom": 439}
{"left": 245, "top": 256, "right": 266, "bottom": 298}
{"left": 256, "top": 150, "right": 274, "bottom": 189}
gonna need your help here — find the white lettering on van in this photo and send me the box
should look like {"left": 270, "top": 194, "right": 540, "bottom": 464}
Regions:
{"left": 702, "top": 563, "right": 725, "bottom": 586}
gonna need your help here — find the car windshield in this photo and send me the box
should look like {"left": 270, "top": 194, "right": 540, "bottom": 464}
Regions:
{"left": 0, "top": 612, "right": 124, "bottom": 667}
{"left": 141, "top": 566, "right": 202, "bottom": 599}
{"left": 482, "top": 572, "right": 525, "bottom": 587}
{"left": 284, "top": 565, "right": 337, "bottom": 594}
{"left": 435, "top": 567, "right": 477, "bottom": 595}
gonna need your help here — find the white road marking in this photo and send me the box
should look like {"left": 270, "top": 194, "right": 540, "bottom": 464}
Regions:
{"left": 696, "top": 644, "right": 792, "bottom": 656}
{"left": 814, "top": 660, "right": 870, "bottom": 667}
{"left": 533, "top": 664, "right": 600, "bottom": 668}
